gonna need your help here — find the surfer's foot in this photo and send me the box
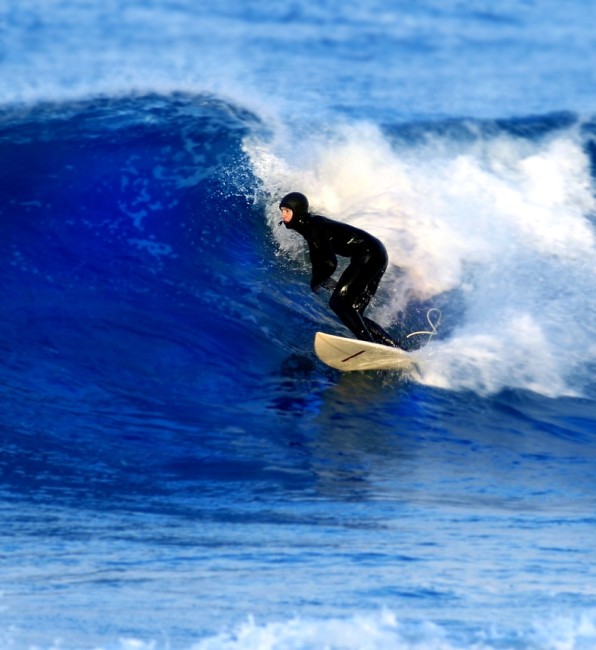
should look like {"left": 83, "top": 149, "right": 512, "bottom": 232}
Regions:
{"left": 373, "top": 333, "right": 407, "bottom": 349}
{"left": 390, "top": 340, "right": 408, "bottom": 351}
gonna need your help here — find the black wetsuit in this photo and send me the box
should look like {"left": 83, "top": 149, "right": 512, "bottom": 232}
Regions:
{"left": 284, "top": 208, "right": 400, "bottom": 347}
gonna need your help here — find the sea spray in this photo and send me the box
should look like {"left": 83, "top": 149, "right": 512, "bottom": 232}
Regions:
{"left": 248, "top": 116, "right": 596, "bottom": 396}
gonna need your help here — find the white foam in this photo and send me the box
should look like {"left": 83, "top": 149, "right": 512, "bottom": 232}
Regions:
{"left": 248, "top": 119, "right": 596, "bottom": 397}
{"left": 6, "top": 610, "right": 596, "bottom": 649}
{"left": 192, "top": 613, "right": 451, "bottom": 650}
{"left": 193, "top": 609, "right": 596, "bottom": 650}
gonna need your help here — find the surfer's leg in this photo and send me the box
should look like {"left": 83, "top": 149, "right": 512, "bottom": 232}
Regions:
{"left": 353, "top": 268, "right": 383, "bottom": 313}
{"left": 329, "top": 288, "right": 374, "bottom": 342}
{"left": 333, "top": 244, "right": 403, "bottom": 347}
{"left": 330, "top": 304, "right": 403, "bottom": 348}
{"left": 329, "top": 258, "right": 375, "bottom": 342}
{"left": 362, "top": 317, "right": 404, "bottom": 348}
{"left": 329, "top": 246, "right": 391, "bottom": 344}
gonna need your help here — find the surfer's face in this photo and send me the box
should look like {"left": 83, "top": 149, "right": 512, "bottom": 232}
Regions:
{"left": 280, "top": 207, "right": 294, "bottom": 224}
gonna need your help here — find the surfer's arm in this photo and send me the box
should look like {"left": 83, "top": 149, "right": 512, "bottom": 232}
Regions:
{"left": 307, "top": 237, "right": 337, "bottom": 292}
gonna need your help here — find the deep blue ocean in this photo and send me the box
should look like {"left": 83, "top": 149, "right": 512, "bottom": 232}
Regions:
{"left": 1, "top": 1, "right": 596, "bottom": 648}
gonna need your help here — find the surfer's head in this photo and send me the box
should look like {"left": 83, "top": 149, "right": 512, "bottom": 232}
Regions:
{"left": 279, "top": 192, "right": 309, "bottom": 225}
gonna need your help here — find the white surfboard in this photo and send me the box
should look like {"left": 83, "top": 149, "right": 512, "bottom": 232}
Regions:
{"left": 314, "top": 331, "right": 416, "bottom": 373}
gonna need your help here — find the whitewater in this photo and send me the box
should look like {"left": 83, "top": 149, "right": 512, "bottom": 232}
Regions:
{"left": 1, "top": 1, "right": 595, "bottom": 649}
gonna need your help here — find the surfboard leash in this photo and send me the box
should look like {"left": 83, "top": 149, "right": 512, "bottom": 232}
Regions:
{"left": 405, "top": 307, "right": 442, "bottom": 343}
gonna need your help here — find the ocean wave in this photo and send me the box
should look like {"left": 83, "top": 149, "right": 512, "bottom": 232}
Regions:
{"left": 1, "top": 92, "right": 595, "bottom": 409}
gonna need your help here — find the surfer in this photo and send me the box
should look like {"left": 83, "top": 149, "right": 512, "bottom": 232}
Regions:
{"left": 279, "top": 191, "right": 403, "bottom": 348}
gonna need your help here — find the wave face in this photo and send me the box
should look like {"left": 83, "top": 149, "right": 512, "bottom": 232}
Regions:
{"left": 4, "top": 98, "right": 595, "bottom": 409}
{"left": 1, "top": 1, "right": 596, "bottom": 649}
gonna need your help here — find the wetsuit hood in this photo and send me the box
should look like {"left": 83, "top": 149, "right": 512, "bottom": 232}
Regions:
{"left": 279, "top": 192, "right": 309, "bottom": 227}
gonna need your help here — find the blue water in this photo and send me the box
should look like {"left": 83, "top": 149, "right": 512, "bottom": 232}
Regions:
{"left": 1, "top": 1, "right": 596, "bottom": 648}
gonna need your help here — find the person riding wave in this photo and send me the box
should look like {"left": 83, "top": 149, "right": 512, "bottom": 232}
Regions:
{"left": 279, "top": 192, "right": 403, "bottom": 348}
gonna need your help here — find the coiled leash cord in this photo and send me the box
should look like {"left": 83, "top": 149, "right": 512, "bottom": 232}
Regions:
{"left": 406, "top": 307, "right": 442, "bottom": 343}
